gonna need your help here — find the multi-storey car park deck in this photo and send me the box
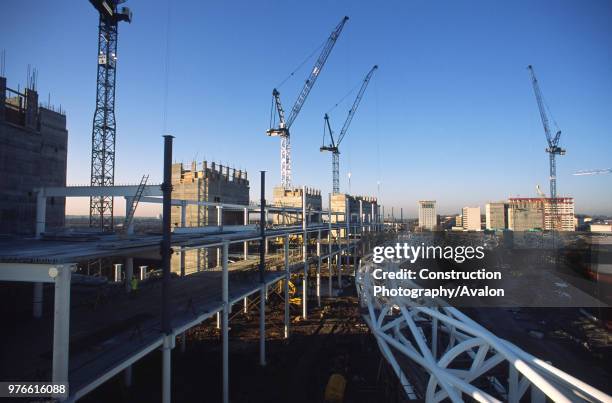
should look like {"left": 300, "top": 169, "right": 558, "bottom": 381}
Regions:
{"left": 0, "top": 170, "right": 384, "bottom": 402}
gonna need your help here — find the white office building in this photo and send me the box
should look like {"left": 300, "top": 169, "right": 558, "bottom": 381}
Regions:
{"left": 462, "top": 206, "right": 481, "bottom": 231}
{"left": 418, "top": 200, "right": 437, "bottom": 230}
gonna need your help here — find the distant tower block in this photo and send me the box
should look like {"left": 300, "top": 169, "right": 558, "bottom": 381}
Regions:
{"left": 88, "top": 0, "right": 132, "bottom": 231}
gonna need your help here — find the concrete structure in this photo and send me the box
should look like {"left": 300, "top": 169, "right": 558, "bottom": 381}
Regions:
{"left": 330, "top": 193, "right": 379, "bottom": 235}
{"left": 0, "top": 75, "right": 68, "bottom": 235}
{"left": 543, "top": 197, "right": 575, "bottom": 231}
{"left": 508, "top": 197, "right": 575, "bottom": 232}
{"left": 170, "top": 161, "right": 249, "bottom": 273}
{"left": 418, "top": 200, "right": 437, "bottom": 231}
{"left": 461, "top": 206, "right": 481, "bottom": 231}
{"left": 272, "top": 186, "right": 322, "bottom": 224}
{"left": 485, "top": 202, "right": 508, "bottom": 230}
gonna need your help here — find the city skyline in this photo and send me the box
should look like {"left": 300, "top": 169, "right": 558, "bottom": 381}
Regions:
{"left": 2, "top": 0, "right": 611, "bottom": 216}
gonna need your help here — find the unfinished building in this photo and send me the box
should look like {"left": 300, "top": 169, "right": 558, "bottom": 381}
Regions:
{"left": 0, "top": 75, "right": 68, "bottom": 235}
{"left": 508, "top": 197, "right": 575, "bottom": 232}
{"left": 272, "top": 186, "right": 322, "bottom": 225}
{"left": 170, "top": 161, "right": 249, "bottom": 273}
{"left": 330, "top": 193, "right": 379, "bottom": 236}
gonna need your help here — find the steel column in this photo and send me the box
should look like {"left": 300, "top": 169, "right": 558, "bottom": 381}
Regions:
{"left": 284, "top": 234, "right": 290, "bottom": 338}
{"left": 52, "top": 265, "right": 72, "bottom": 384}
{"left": 222, "top": 241, "right": 229, "bottom": 403}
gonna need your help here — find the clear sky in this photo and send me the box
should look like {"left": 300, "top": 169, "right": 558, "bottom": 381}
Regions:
{"left": 2, "top": 0, "right": 611, "bottom": 217}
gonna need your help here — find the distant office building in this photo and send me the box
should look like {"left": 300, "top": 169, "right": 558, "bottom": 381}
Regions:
{"left": 0, "top": 74, "right": 68, "bottom": 235}
{"left": 462, "top": 206, "right": 481, "bottom": 231}
{"left": 508, "top": 198, "right": 575, "bottom": 231}
{"left": 418, "top": 200, "right": 437, "bottom": 230}
{"left": 486, "top": 202, "right": 508, "bottom": 230}
{"left": 589, "top": 222, "right": 612, "bottom": 233}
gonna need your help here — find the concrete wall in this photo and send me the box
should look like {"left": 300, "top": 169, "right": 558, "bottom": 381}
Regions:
{"left": 170, "top": 161, "right": 249, "bottom": 274}
{"left": 0, "top": 79, "right": 68, "bottom": 235}
{"left": 272, "top": 186, "right": 322, "bottom": 225}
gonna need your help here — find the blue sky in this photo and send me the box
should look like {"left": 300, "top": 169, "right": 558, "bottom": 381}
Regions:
{"left": 2, "top": 0, "right": 611, "bottom": 216}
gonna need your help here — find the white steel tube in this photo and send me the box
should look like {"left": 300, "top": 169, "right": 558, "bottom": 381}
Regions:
{"left": 52, "top": 265, "right": 72, "bottom": 384}
{"left": 222, "top": 241, "right": 229, "bottom": 403}
{"left": 284, "top": 234, "right": 290, "bottom": 339}
{"left": 316, "top": 230, "right": 321, "bottom": 307}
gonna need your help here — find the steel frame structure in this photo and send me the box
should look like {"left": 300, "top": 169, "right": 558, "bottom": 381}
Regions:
{"left": 10, "top": 182, "right": 384, "bottom": 403}
{"left": 357, "top": 247, "right": 610, "bottom": 402}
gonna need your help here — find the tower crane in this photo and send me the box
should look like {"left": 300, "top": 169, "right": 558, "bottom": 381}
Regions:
{"left": 88, "top": 0, "right": 132, "bottom": 231}
{"left": 527, "top": 65, "right": 565, "bottom": 230}
{"left": 321, "top": 65, "right": 377, "bottom": 194}
{"left": 267, "top": 16, "right": 349, "bottom": 189}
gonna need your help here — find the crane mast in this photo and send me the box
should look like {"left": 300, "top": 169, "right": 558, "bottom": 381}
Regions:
{"left": 321, "top": 65, "right": 377, "bottom": 194}
{"left": 527, "top": 65, "right": 565, "bottom": 230}
{"left": 88, "top": 0, "right": 131, "bottom": 231}
{"left": 267, "top": 16, "right": 349, "bottom": 189}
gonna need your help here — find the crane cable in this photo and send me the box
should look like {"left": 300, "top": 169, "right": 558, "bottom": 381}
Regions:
{"left": 275, "top": 39, "right": 326, "bottom": 89}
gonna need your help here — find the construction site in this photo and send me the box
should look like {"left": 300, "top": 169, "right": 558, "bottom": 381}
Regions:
{"left": 1, "top": 1, "right": 611, "bottom": 403}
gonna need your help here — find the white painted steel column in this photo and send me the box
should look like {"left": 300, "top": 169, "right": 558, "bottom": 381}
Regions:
{"left": 52, "top": 264, "right": 72, "bottom": 384}
{"left": 328, "top": 194, "right": 333, "bottom": 297}
{"left": 139, "top": 265, "right": 147, "bottom": 280}
{"left": 316, "top": 230, "right": 321, "bottom": 307}
{"left": 125, "top": 257, "right": 133, "bottom": 293}
{"left": 345, "top": 198, "right": 351, "bottom": 283}
{"left": 33, "top": 282, "right": 43, "bottom": 318}
{"left": 359, "top": 199, "right": 363, "bottom": 235}
{"left": 222, "top": 241, "right": 229, "bottom": 403}
{"left": 243, "top": 207, "right": 249, "bottom": 259}
{"left": 35, "top": 191, "right": 46, "bottom": 239}
{"left": 217, "top": 205, "right": 223, "bottom": 230}
{"left": 161, "top": 335, "right": 172, "bottom": 403}
{"left": 284, "top": 234, "right": 290, "bottom": 339}
{"left": 302, "top": 187, "right": 308, "bottom": 320}
{"left": 244, "top": 297, "right": 248, "bottom": 313}
{"left": 114, "top": 263, "right": 122, "bottom": 282}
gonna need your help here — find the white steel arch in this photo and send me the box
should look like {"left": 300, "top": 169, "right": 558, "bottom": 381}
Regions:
{"left": 356, "top": 245, "right": 610, "bottom": 402}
